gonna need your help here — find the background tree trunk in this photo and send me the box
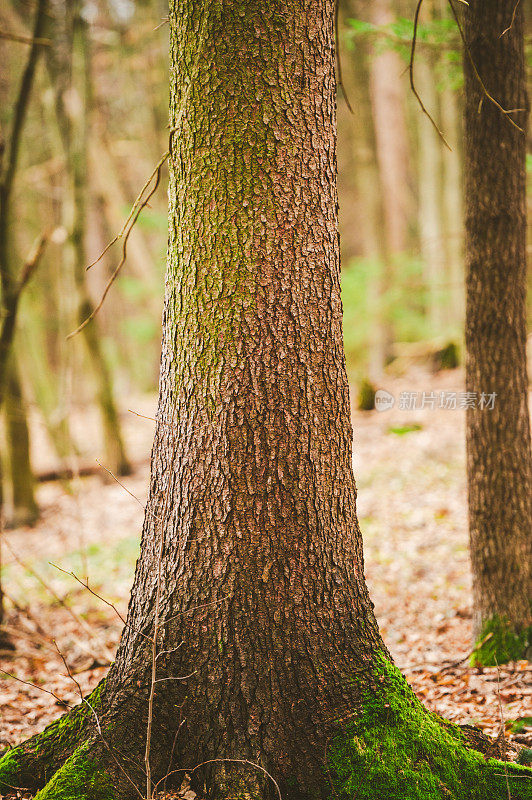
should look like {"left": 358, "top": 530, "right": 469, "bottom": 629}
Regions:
{"left": 46, "top": 0, "right": 131, "bottom": 477}
{"left": 463, "top": 0, "right": 532, "bottom": 664}
{"left": 5, "top": 353, "right": 38, "bottom": 527}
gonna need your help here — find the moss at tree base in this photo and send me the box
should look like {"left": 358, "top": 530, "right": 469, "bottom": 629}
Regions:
{"left": 33, "top": 743, "right": 115, "bottom": 800}
{"left": 471, "top": 616, "right": 531, "bottom": 667}
{"left": 0, "top": 680, "right": 105, "bottom": 793}
{"left": 327, "top": 654, "right": 532, "bottom": 800}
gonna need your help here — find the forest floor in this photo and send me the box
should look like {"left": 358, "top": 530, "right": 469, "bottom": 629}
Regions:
{"left": 1, "top": 367, "right": 531, "bottom": 795}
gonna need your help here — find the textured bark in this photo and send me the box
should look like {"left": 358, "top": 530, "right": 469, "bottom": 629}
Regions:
{"left": 3, "top": 2, "right": 532, "bottom": 798}
{"left": 463, "top": 0, "right": 532, "bottom": 662}
{"left": 99, "top": 1, "right": 383, "bottom": 792}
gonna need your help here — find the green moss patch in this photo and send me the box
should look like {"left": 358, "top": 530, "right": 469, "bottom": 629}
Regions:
{"left": 0, "top": 680, "right": 105, "bottom": 792}
{"left": 327, "top": 654, "right": 532, "bottom": 799}
{"left": 0, "top": 748, "right": 25, "bottom": 793}
{"left": 471, "top": 617, "right": 531, "bottom": 666}
{"left": 33, "top": 743, "right": 115, "bottom": 800}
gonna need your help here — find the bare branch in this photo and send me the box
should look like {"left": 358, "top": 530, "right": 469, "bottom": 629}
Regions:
{"left": 335, "top": 0, "right": 353, "bottom": 114}
{"left": 447, "top": 0, "right": 524, "bottom": 131}
{"left": 66, "top": 151, "right": 169, "bottom": 339}
{"left": 0, "top": 29, "right": 50, "bottom": 46}
{"left": 499, "top": 0, "right": 521, "bottom": 38}
{"left": 0, "top": 667, "right": 72, "bottom": 707}
{"left": 409, "top": 0, "right": 452, "bottom": 151}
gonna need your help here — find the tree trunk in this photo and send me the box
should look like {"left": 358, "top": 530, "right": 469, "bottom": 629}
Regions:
{"left": 2, "top": 2, "right": 531, "bottom": 798}
{"left": 368, "top": 0, "right": 413, "bottom": 257}
{"left": 343, "top": 0, "right": 388, "bottom": 379}
{"left": 416, "top": 44, "right": 446, "bottom": 334}
{"left": 367, "top": 0, "right": 413, "bottom": 362}
{"left": 4, "top": 353, "right": 38, "bottom": 527}
{"left": 46, "top": 0, "right": 131, "bottom": 477}
{"left": 463, "top": 0, "right": 532, "bottom": 665}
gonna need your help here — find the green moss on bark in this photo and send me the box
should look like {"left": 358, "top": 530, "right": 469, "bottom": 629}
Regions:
{"left": 471, "top": 616, "right": 531, "bottom": 666}
{"left": 0, "top": 680, "right": 105, "bottom": 792}
{"left": 33, "top": 743, "right": 115, "bottom": 800}
{"left": 0, "top": 748, "right": 24, "bottom": 793}
{"left": 327, "top": 654, "right": 532, "bottom": 799}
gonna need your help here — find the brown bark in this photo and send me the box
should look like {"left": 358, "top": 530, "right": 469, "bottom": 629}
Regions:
{"left": 463, "top": 0, "right": 532, "bottom": 662}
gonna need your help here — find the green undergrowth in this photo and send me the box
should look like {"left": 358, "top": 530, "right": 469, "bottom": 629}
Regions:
{"left": 471, "top": 616, "right": 531, "bottom": 666}
{"left": 327, "top": 653, "right": 532, "bottom": 800}
{"left": 33, "top": 742, "right": 115, "bottom": 800}
{"left": 0, "top": 680, "right": 105, "bottom": 793}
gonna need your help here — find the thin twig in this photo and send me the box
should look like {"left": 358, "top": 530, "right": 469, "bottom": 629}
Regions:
{"left": 3, "top": 540, "right": 113, "bottom": 661}
{"left": 335, "top": 0, "right": 353, "bottom": 113}
{"left": 50, "top": 563, "right": 126, "bottom": 627}
{"left": 409, "top": 0, "right": 452, "bottom": 150}
{"left": 495, "top": 658, "right": 511, "bottom": 800}
{"left": 67, "top": 151, "right": 169, "bottom": 339}
{"left": 154, "top": 758, "right": 283, "bottom": 800}
{"left": 49, "top": 562, "right": 153, "bottom": 644}
{"left": 405, "top": 631, "right": 494, "bottom": 673}
{"left": 153, "top": 671, "right": 197, "bottom": 683}
{"left": 85, "top": 152, "right": 168, "bottom": 272}
{"left": 0, "top": 29, "right": 50, "bottom": 45}
{"left": 447, "top": 0, "right": 524, "bottom": 131}
{"left": 53, "top": 639, "right": 84, "bottom": 698}
{"left": 128, "top": 408, "right": 156, "bottom": 422}
{"left": 51, "top": 636, "right": 145, "bottom": 797}
{"left": 95, "top": 459, "right": 163, "bottom": 525}
{"left": 0, "top": 667, "right": 72, "bottom": 707}
{"left": 499, "top": 0, "right": 521, "bottom": 38}
{"left": 18, "top": 228, "right": 50, "bottom": 290}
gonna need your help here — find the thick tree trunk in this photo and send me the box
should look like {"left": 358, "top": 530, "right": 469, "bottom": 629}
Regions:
{"left": 463, "top": 0, "right": 532, "bottom": 664}
{"left": 2, "top": 2, "right": 531, "bottom": 798}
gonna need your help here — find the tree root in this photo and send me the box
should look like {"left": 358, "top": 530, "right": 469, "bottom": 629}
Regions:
{"left": 1, "top": 663, "right": 532, "bottom": 800}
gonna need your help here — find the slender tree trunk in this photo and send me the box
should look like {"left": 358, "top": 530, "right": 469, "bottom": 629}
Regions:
{"left": 0, "top": 0, "right": 47, "bottom": 627}
{"left": 368, "top": 0, "right": 413, "bottom": 257}
{"left": 439, "top": 0, "right": 464, "bottom": 331}
{"left": 416, "top": 47, "right": 446, "bottom": 334}
{"left": 46, "top": 0, "right": 131, "bottom": 476}
{"left": 367, "top": 0, "right": 413, "bottom": 361}
{"left": 2, "top": 2, "right": 531, "bottom": 798}
{"left": 343, "top": 0, "right": 387, "bottom": 379}
{"left": 463, "top": 0, "right": 532, "bottom": 664}
{"left": 5, "top": 353, "right": 38, "bottom": 527}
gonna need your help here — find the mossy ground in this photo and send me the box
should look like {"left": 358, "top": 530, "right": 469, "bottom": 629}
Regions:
{"left": 471, "top": 616, "right": 531, "bottom": 667}
{"left": 327, "top": 654, "right": 532, "bottom": 800}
